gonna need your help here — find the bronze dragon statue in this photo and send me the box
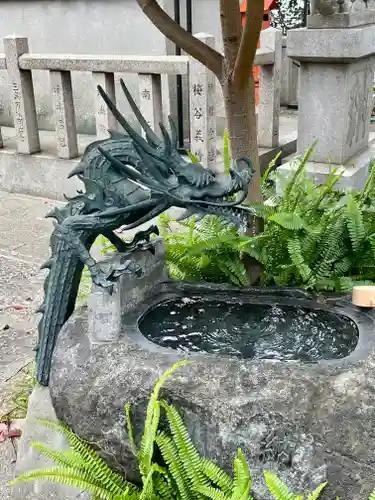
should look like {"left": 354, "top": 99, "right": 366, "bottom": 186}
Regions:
{"left": 35, "top": 79, "right": 254, "bottom": 385}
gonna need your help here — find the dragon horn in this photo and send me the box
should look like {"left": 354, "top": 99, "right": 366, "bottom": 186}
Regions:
{"left": 168, "top": 115, "right": 178, "bottom": 149}
{"left": 132, "top": 142, "right": 167, "bottom": 182}
{"left": 97, "top": 85, "right": 161, "bottom": 158}
{"left": 98, "top": 147, "right": 165, "bottom": 193}
{"left": 159, "top": 122, "right": 172, "bottom": 158}
{"left": 119, "top": 78, "right": 161, "bottom": 148}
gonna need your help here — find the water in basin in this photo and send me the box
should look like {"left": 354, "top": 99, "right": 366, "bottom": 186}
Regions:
{"left": 139, "top": 298, "right": 358, "bottom": 361}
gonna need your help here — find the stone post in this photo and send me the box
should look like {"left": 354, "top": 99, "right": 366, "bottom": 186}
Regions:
{"left": 284, "top": 3, "right": 375, "bottom": 189}
{"left": 87, "top": 239, "right": 167, "bottom": 344}
{"left": 138, "top": 73, "right": 163, "bottom": 136}
{"left": 3, "top": 35, "right": 40, "bottom": 154}
{"left": 281, "top": 36, "right": 299, "bottom": 108}
{"left": 189, "top": 33, "right": 216, "bottom": 171}
{"left": 50, "top": 70, "right": 78, "bottom": 159}
{"left": 93, "top": 72, "right": 117, "bottom": 139}
{"left": 258, "top": 28, "right": 283, "bottom": 149}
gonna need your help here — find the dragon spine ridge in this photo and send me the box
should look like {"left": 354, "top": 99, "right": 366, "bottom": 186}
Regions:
{"left": 35, "top": 78, "right": 254, "bottom": 386}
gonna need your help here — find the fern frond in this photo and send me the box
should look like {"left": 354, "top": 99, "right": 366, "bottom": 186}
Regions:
{"left": 360, "top": 160, "right": 375, "bottom": 201}
{"left": 269, "top": 212, "right": 308, "bottom": 231}
{"left": 282, "top": 143, "right": 315, "bottom": 209}
{"left": 195, "top": 485, "right": 230, "bottom": 500}
{"left": 307, "top": 482, "right": 327, "bottom": 500}
{"left": 287, "top": 237, "right": 311, "bottom": 281}
{"left": 156, "top": 431, "right": 194, "bottom": 500}
{"left": 160, "top": 400, "right": 207, "bottom": 492}
{"left": 231, "top": 449, "right": 252, "bottom": 500}
{"left": 9, "top": 467, "right": 135, "bottom": 500}
{"left": 35, "top": 419, "right": 129, "bottom": 493}
{"left": 200, "top": 458, "right": 233, "bottom": 494}
{"left": 30, "top": 443, "right": 88, "bottom": 470}
{"left": 264, "top": 471, "right": 296, "bottom": 500}
{"left": 369, "top": 487, "right": 375, "bottom": 500}
{"left": 188, "top": 151, "right": 200, "bottom": 165}
{"left": 247, "top": 203, "right": 275, "bottom": 220}
{"left": 138, "top": 361, "right": 189, "bottom": 480}
{"left": 345, "top": 193, "right": 365, "bottom": 251}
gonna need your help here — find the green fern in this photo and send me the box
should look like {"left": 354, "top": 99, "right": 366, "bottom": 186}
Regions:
{"left": 160, "top": 214, "right": 248, "bottom": 287}
{"left": 9, "top": 420, "right": 138, "bottom": 499}
{"left": 9, "top": 362, "right": 375, "bottom": 500}
{"left": 264, "top": 471, "right": 326, "bottom": 500}
{"left": 264, "top": 471, "right": 297, "bottom": 500}
{"left": 241, "top": 156, "right": 375, "bottom": 291}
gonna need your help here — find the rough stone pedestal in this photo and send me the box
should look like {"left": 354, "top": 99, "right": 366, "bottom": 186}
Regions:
{"left": 12, "top": 386, "right": 90, "bottom": 500}
{"left": 281, "top": 21, "right": 375, "bottom": 189}
{"left": 49, "top": 274, "right": 375, "bottom": 500}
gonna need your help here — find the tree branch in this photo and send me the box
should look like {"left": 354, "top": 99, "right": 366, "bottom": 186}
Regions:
{"left": 136, "top": 0, "right": 223, "bottom": 79}
{"left": 219, "top": 0, "right": 242, "bottom": 75}
{"left": 233, "top": 0, "right": 264, "bottom": 88}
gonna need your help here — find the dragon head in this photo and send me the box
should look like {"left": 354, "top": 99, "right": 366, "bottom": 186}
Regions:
{"left": 96, "top": 79, "right": 254, "bottom": 226}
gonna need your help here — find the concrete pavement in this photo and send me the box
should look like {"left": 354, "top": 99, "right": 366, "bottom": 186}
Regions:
{"left": 0, "top": 191, "right": 57, "bottom": 391}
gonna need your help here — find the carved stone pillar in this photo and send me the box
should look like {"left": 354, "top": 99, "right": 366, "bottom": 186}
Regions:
{"left": 281, "top": 7, "right": 375, "bottom": 189}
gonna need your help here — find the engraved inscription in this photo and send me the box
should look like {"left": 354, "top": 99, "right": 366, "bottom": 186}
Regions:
{"left": 194, "top": 129, "right": 204, "bottom": 143}
{"left": 192, "top": 150, "right": 204, "bottom": 162}
{"left": 346, "top": 65, "right": 373, "bottom": 148}
{"left": 53, "top": 84, "right": 67, "bottom": 149}
{"left": 141, "top": 88, "right": 151, "bottom": 100}
{"left": 193, "top": 107, "right": 203, "bottom": 120}
{"left": 12, "top": 82, "right": 25, "bottom": 141}
{"left": 192, "top": 83, "right": 204, "bottom": 96}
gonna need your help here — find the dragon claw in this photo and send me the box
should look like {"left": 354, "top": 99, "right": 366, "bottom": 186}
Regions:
{"left": 89, "top": 257, "right": 143, "bottom": 290}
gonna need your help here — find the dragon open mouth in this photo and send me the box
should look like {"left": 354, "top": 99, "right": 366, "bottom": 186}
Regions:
{"left": 95, "top": 79, "right": 254, "bottom": 224}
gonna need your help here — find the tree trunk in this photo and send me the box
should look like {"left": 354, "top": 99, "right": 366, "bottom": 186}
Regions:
{"left": 222, "top": 76, "right": 261, "bottom": 204}
{"left": 222, "top": 75, "right": 264, "bottom": 285}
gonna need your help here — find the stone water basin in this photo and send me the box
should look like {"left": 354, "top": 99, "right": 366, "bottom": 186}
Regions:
{"left": 49, "top": 249, "right": 375, "bottom": 499}
{"left": 136, "top": 282, "right": 371, "bottom": 366}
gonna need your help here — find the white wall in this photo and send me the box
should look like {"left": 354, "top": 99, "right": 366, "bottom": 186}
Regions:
{"left": 0, "top": 0, "right": 170, "bottom": 133}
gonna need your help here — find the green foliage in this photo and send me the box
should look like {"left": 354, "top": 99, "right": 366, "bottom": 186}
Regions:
{"left": 223, "top": 129, "right": 230, "bottom": 175}
{"left": 187, "top": 151, "right": 200, "bottom": 165}
{"left": 10, "top": 361, "right": 253, "bottom": 500}
{"left": 264, "top": 471, "right": 326, "bottom": 500}
{"left": 159, "top": 214, "right": 248, "bottom": 286}
{"left": 9, "top": 418, "right": 139, "bottom": 499}
{"left": 77, "top": 149, "right": 375, "bottom": 294}
{"left": 241, "top": 149, "right": 375, "bottom": 292}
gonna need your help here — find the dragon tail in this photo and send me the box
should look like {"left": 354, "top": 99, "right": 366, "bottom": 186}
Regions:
{"left": 35, "top": 203, "right": 93, "bottom": 386}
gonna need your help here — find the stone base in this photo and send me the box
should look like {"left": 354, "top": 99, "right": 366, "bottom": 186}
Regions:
{"left": 307, "top": 11, "right": 375, "bottom": 29}
{"left": 46, "top": 278, "right": 375, "bottom": 500}
{"left": 13, "top": 386, "right": 90, "bottom": 500}
{"left": 278, "top": 141, "right": 375, "bottom": 192}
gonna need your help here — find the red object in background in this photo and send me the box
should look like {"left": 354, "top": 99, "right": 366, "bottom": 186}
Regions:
{"left": 240, "top": 0, "right": 278, "bottom": 104}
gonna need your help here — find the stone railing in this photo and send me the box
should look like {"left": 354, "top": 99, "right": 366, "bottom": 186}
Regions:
{"left": 0, "top": 29, "right": 282, "bottom": 170}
